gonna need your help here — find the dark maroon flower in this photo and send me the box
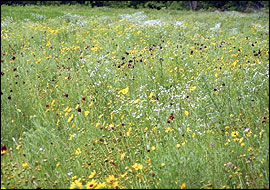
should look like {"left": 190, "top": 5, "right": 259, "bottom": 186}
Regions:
{"left": 1, "top": 145, "right": 7, "bottom": 155}
{"left": 169, "top": 114, "right": 174, "bottom": 120}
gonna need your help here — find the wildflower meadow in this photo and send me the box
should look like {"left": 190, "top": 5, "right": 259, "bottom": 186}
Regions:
{"left": 1, "top": 4, "right": 269, "bottom": 189}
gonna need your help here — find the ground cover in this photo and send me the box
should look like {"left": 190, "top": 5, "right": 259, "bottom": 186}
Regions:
{"left": 1, "top": 5, "right": 269, "bottom": 189}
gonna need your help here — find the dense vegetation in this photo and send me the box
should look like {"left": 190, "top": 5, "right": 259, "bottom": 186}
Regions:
{"left": 1, "top": 4, "right": 269, "bottom": 189}
{"left": 1, "top": 1, "right": 269, "bottom": 12}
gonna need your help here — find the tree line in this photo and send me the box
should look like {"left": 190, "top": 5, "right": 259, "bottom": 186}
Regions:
{"left": 1, "top": 1, "right": 269, "bottom": 11}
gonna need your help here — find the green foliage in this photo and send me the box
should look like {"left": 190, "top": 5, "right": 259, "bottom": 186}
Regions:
{"left": 1, "top": 4, "right": 269, "bottom": 189}
{"left": 143, "top": 1, "right": 165, "bottom": 10}
{"left": 38, "top": 1, "right": 61, "bottom": 6}
{"left": 106, "top": 1, "right": 131, "bottom": 8}
{"left": 1, "top": 1, "right": 269, "bottom": 11}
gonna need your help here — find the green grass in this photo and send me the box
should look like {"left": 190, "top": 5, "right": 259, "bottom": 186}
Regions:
{"left": 1, "top": 5, "right": 269, "bottom": 189}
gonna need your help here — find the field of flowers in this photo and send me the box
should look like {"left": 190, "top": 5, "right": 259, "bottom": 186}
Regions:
{"left": 1, "top": 5, "right": 269, "bottom": 189}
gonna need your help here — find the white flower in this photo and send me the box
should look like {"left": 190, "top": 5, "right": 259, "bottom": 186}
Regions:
{"left": 243, "top": 128, "right": 250, "bottom": 133}
{"left": 67, "top": 172, "right": 73, "bottom": 176}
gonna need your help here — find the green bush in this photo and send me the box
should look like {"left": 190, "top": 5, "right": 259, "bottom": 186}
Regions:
{"left": 168, "top": 1, "right": 190, "bottom": 10}
{"left": 1, "top": 1, "right": 269, "bottom": 12}
{"left": 107, "top": 1, "right": 131, "bottom": 8}
{"left": 167, "top": 1, "right": 181, "bottom": 10}
{"left": 38, "top": 1, "right": 61, "bottom": 6}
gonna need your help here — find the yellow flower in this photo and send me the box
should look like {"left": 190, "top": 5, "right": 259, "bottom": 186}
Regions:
{"left": 248, "top": 147, "right": 253, "bottom": 152}
{"left": 134, "top": 99, "right": 140, "bottom": 104}
{"left": 241, "top": 143, "right": 245, "bottom": 147}
{"left": 186, "top": 127, "right": 190, "bottom": 132}
{"left": 161, "top": 163, "right": 165, "bottom": 167}
{"left": 22, "top": 163, "right": 29, "bottom": 168}
{"left": 86, "top": 179, "right": 97, "bottom": 189}
{"left": 239, "top": 137, "right": 244, "bottom": 143}
{"left": 151, "top": 146, "right": 156, "bottom": 151}
{"left": 35, "top": 59, "right": 42, "bottom": 64}
{"left": 96, "top": 123, "right": 101, "bottom": 128}
{"left": 184, "top": 111, "right": 189, "bottom": 116}
{"left": 110, "top": 112, "right": 114, "bottom": 120}
{"left": 88, "top": 170, "right": 96, "bottom": 179}
{"left": 118, "top": 87, "right": 129, "bottom": 95}
{"left": 233, "top": 138, "right": 239, "bottom": 142}
{"left": 259, "top": 131, "right": 263, "bottom": 138}
{"left": 121, "top": 172, "right": 128, "bottom": 178}
{"left": 165, "top": 127, "right": 173, "bottom": 133}
{"left": 246, "top": 130, "right": 252, "bottom": 137}
{"left": 46, "top": 41, "right": 51, "bottom": 47}
{"left": 120, "top": 153, "right": 126, "bottom": 160}
{"left": 149, "top": 92, "right": 154, "bottom": 99}
{"left": 112, "top": 181, "right": 119, "bottom": 188}
{"left": 89, "top": 102, "right": 93, "bottom": 108}
{"left": 17, "top": 109, "right": 22, "bottom": 113}
{"left": 16, "top": 144, "right": 21, "bottom": 150}
{"left": 75, "top": 148, "right": 81, "bottom": 155}
{"left": 132, "top": 163, "right": 143, "bottom": 170}
{"left": 70, "top": 179, "right": 83, "bottom": 189}
{"left": 127, "top": 127, "right": 132, "bottom": 137}
{"left": 189, "top": 86, "right": 196, "bottom": 93}
{"left": 91, "top": 46, "right": 98, "bottom": 52}
{"left": 231, "top": 131, "right": 239, "bottom": 137}
{"left": 1, "top": 150, "right": 7, "bottom": 155}
{"left": 176, "top": 144, "right": 181, "bottom": 148}
{"left": 107, "top": 123, "right": 114, "bottom": 130}
{"left": 84, "top": 111, "right": 90, "bottom": 116}
{"left": 105, "top": 175, "right": 116, "bottom": 183}
{"left": 56, "top": 162, "right": 61, "bottom": 167}
{"left": 95, "top": 182, "right": 106, "bottom": 189}
{"left": 180, "top": 183, "right": 186, "bottom": 189}
{"left": 69, "top": 135, "right": 73, "bottom": 141}
{"left": 68, "top": 114, "right": 74, "bottom": 123}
